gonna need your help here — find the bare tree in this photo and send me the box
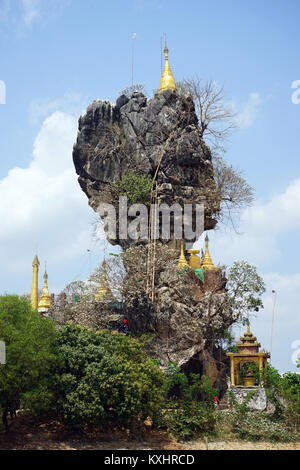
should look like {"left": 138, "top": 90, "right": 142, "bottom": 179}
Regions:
{"left": 212, "top": 156, "right": 254, "bottom": 230}
{"left": 177, "top": 76, "right": 237, "bottom": 153}
{"left": 177, "top": 76, "right": 254, "bottom": 230}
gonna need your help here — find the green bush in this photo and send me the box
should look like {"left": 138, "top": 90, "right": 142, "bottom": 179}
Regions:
{"left": 55, "top": 324, "right": 165, "bottom": 428}
{"left": 159, "top": 363, "right": 219, "bottom": 440}
{"left": 112, "top": 170, "right": 153, "bottom": 206}
{"left": 164, "top": 362, "right": 218, "bottom": 406}
{"left": 0, "top": 295, "right": 60, "bottom": 418}
{"left": 164, "top": 401, "right": 218, "bottom": 442}
{"left": 264, "top": 366, "right": 300, "bottom": 426}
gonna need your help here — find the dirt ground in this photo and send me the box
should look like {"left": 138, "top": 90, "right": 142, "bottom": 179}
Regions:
{"left": 0, "top": 413, "right": 299, "bottom": 451}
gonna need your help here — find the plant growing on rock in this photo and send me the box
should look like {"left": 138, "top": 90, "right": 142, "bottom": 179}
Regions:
{"left": 112, "top": 170, "right": 153, "bottom": 206}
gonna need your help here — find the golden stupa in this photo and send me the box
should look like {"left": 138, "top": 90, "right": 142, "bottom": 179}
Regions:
{"left": 201, "top": 234, "right": 218, "bottom": 270}
{"left": 38, "top": 269, "right": 51, "bottom": 312}
{"left": 30, "top": 255, "right": 40, "bottom": 310}
{"left": 158, "top": 44, "right": 177, "bottom": 93}
{"left": 187, "top": 249, "right": 201, "bottom": 269}
{"left": 177, "top": 240, "right": 189, "bottom": 269}
{"left": 95, "top": 260, "right": 114, "bottom": 302}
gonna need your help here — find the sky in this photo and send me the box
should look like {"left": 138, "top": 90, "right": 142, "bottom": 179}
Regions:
{"left": 0, "top": 0, "right": 299, "bottom": 373}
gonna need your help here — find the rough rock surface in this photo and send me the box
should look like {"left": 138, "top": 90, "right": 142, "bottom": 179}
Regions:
{"left": 228, "top": 387, "right": 269, "bottom": 411}
{"left": 73, "top": 90, "right": 219, "bottom": 249}
{"left": 121, "top": 244, "right": 235, "bottom": 372}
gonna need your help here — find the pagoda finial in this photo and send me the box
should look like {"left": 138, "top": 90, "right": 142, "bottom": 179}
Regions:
{"left": 158, "top": 42, "right": 177, "bottom": 93}
{"left": 38, "top": 266, "right": 51, "bottom": 313}
{"left": 201, "top": 234, "right": 217, "bottom": 270}
{"left": 177, "top": 240, "right": 189, "bottom": 269}
{"left": 246, "top": 318, "right": 251, "bottom": 335}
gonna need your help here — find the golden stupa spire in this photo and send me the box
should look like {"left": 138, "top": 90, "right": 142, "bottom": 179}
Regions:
{"left": 158, "top": 42, "right": 177, "bottom": 93}
{"left": 201, "top": 234, "right": 218, "bottom": 270}
{"left": 177, "top": 240, "right": 189, "bottom": 269}
{"left": 38, "top": 267, "right": 51, "bottom": 312}
{"left": 95, "top": 260, "right": 114, "bottom": 302}
{"left": 30, "top": 254, "right": 40, "bottom": 310}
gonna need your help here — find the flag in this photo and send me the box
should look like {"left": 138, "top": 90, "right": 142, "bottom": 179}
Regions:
{"left": 132, "top": 33, "right": 137, "bottom": 39}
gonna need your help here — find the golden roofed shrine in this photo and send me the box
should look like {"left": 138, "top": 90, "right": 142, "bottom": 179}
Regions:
{"left": 226, "top": 321, "right": 270, "bottom": 387}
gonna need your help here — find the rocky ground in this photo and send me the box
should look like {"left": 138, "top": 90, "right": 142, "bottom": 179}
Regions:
{"left": 0, "top": 413, "right": 298, "bottom": 451}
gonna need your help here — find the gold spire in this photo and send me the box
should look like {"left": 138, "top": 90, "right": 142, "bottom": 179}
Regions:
{"left": 95, "top": 260, "right": 114, "bottom": 302}
{"left": 201, "top": 234, "right": 218, "bottom": 270}
{"left": 30, "top": 254, "right": 40, "bottom": 310}
{"left": 177, "top": 240, "right": 189, "bottom": 269}
{"left": 236, "top": 319, "right": 261, "bottom": 350}
{"left": 38, "top": 269, "right": 51, "bottom": 312}
{"left": 158, "top": 44, "right": 177, "bottom": 93}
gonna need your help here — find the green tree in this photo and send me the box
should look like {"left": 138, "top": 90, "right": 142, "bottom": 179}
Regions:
{"left": 55, "top": 324, "right": 164, "bottom": 428}
{"left": 227, "top": 260, "right": 266, "bottom": 323}
{"left": 0, "top": 295, "right": 60, "bottom": 418}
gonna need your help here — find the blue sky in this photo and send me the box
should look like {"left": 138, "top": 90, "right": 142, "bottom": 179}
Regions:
{"left": 0, "top": 0, "right": 299, "bottom": 373}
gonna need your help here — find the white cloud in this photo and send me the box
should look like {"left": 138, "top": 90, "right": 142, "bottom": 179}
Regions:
{"left": 0, "top": 110, "right": 95, "bottom": 288}
{"left": 233, "top": 92, "right": 263, "bottom": 129}
{"left": 0, "top": 0, "right": 72, "bottom": 30}
{"left": 21, "top": 0, "right": 40, "bottom": 27}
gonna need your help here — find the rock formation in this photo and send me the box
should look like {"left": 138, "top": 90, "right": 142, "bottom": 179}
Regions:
{"left": 73, "top": 89, "right": 219, "bottom": 249}
{"left": 72, "top": 89, "right": 235, "bottom": 387}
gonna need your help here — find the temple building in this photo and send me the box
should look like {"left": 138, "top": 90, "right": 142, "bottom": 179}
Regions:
{"left": 177, "top": 234, "right": 220, "bottom": 272}
{"left": 177, "top": 235, "right": 226, "bottom": 301}
{"left": 226, "top": 321, "right": 270, "bottom": 387}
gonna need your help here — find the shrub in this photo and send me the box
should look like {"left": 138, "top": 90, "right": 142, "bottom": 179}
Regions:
{"left": 0, "top": 295, "right": 60, "bottom": 419}
{"left": 164, "top": 362, "right": 218, "bottom": 406}
{"left": 159, "top": 363, "right": 219, "bottom": 440}
{"left": 164, "top": 401, "right": 218, "bottom": 442}
{"left": 112, "top": 170, "right": 153, "bottom": 206}
{"left": 55, "top": 324, "right": 165, "bottom": 428}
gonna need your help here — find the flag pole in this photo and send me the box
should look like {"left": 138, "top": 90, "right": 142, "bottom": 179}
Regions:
{"left": 131, "top": 33, "right": 137, "bottom": 87}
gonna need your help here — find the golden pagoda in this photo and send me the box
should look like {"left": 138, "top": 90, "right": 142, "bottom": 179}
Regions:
{"left": 30, "top": 255, "right": 40, "bottom": 310}
{"left": 38, "top": 269, "right": 51, "bottom": 313}
{"left": 187, "top": 249, "right": 201, "bottom": 269}
{"left": 95, "top": 260, "right": 114, "bottom": 302}
{"left": 177, "top": 240, "right": 189, "bottom": 269}
{"left": 201, "top": 234, "right": 218, "bottom": 271}
{"left": 226, "top": 320, "right": 270, "bottom": 387}
{"left": 158, "top": 44, "right": 177, "bottom": 93}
